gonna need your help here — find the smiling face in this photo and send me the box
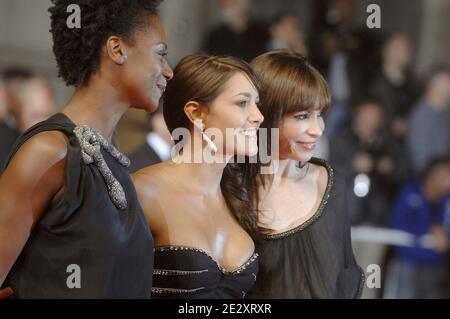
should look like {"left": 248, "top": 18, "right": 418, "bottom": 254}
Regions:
{"left": 250, "top": 50, "right": 331, "bottom": 164}
{"left": 120, "top": 15, "right": 173, "bottom": 113}
{"left": 204, "top": 72, "right": 264, "bottom": 157}
{"left": 278, "top": 106, "right": 324, "bottom": 162}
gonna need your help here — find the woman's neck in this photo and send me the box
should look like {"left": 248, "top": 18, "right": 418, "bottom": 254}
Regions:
{"left": 61, "top": 78, "right": 129, "bottom": 142}
{"left": 172, "top": 134, "right": 233, "bottom": 196}
{"left": 272, "top": 158, "right": 307, "bottom": 181}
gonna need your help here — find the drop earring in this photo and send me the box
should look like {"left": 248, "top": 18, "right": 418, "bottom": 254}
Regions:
{"left": 195, "top": 120, "right": 218, "bottom": 153}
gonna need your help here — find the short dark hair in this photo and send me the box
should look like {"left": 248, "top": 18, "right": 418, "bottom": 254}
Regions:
{"left": 421, "top": 156, "right": 450, "bottom": 183}
{"left": 250, "top": 50, "right": 330, "bottom": 160}
{"left": 48, "top": 0, "right": 163, "bottom": 87}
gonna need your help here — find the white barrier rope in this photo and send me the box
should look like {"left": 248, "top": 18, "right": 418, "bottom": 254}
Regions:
{"left": 351, "top": 226, "right": 436, "bottom": 249}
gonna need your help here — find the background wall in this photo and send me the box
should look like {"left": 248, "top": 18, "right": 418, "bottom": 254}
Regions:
{"left": 1, "top": 0, "right": 449, "bottom": 152}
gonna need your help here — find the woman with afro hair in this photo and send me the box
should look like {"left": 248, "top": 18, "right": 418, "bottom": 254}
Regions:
{"left": 0, "top": 0, "right": 173, "bottom": 298}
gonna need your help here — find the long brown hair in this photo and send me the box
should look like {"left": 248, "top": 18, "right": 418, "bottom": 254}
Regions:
{"left": 162, "top": 53, "right": 261, "bottom": 238}
{"left": 250, "top": 49, "right": 331, "bottom": 235}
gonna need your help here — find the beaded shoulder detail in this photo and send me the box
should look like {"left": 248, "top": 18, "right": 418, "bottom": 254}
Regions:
{"left": 73, "top": 125, "right": 130, "bottom": 210}
{"left": 264, "top": 157, "right": 334, "bottom": 240}
{"left": 155, "top": 245, "right": 259, "bottom": 275}
{"left": 151, "top": 286, "right": 205, "bottom": 295}
{"left": 153, "top": 268, "right": 209, "bottom": 276}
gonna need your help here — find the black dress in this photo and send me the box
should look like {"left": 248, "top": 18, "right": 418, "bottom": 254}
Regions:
{"left": 128, "top": 142, "right": 162, "bottom": 173}
{"left": 0, "top": 120, "right": 19, "bottom": 173}
{"left": 1, "top": 113, "right": 154, "bottom": 298}
{"left": 247, "top": 158, "right": 365, "bottom": 299}
{"left": 151, "top": 246, "right": 259, "bottom": 299}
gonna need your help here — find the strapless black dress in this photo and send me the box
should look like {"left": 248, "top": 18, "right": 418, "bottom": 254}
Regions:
{"left": 151, "top": 246, "right": 259, "bottom": 299}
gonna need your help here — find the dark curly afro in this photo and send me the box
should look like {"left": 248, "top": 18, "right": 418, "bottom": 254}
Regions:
{"left": 49, "top": 0, "right": 163, "bottom": 87}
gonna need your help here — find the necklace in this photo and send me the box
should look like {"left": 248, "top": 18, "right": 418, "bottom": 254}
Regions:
{"left": 295, "top": 162, "right": 310, "bottom": 180}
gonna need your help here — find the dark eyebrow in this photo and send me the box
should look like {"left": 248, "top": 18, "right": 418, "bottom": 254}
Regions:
{"left": 234, "top": 93, "right": 252, "bottom": 98}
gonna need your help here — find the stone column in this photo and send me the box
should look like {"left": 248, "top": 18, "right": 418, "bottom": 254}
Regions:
{"left": 416, "top": 0, "right": 450, "bottom": 75}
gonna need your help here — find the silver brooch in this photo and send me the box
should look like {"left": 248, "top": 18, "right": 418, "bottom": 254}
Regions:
{"left": 73, "top": 125, "right": 130, "bottom": 210}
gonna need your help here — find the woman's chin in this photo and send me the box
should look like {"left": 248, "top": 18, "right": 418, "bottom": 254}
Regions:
{"left": 245, "top": 145, "right": 259, "bottom": 157}
{"left": 247, "top": 150, "right": 258, "bottom": 158}
{"left": 132, "top": 100, "right": 158, "bottom": 113}
{"left": 146, "top": 101, "right": 159, "bottom": 113}
{"left": 232, "top": 149, "right": 257, "bottom": 159}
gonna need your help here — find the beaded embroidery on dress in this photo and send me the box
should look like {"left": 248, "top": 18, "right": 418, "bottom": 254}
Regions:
{"left": 73, "top": 125, "right": 130, "bottom": 210}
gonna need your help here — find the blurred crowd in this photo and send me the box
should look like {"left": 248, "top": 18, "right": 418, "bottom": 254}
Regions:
{"left": 0, "top": 0, "right": 449, "bottom": 299}
{"left": 0, "top": 68, "right": 56, "bottom": 170}
{"left": 199, "top": 0, "right": 450, "bottom": 299}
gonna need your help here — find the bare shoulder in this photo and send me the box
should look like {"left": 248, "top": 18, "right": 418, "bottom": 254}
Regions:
{"left": 131, "top": 161, "right": 175, "bottom": 236}
{"left": 131, "top": 161, "right": 173, "bottom": 200}
{"left": 131, "top": 161, "right": 177, "bottom": 213}
{"left": 309, "top": 159, "right": 330, "bottom": 188}
{"left": 0, "top": 130, "right": 69, "bottom": 225}
{"left": 132, "top": 161, "right": 169, "bottom": 180}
